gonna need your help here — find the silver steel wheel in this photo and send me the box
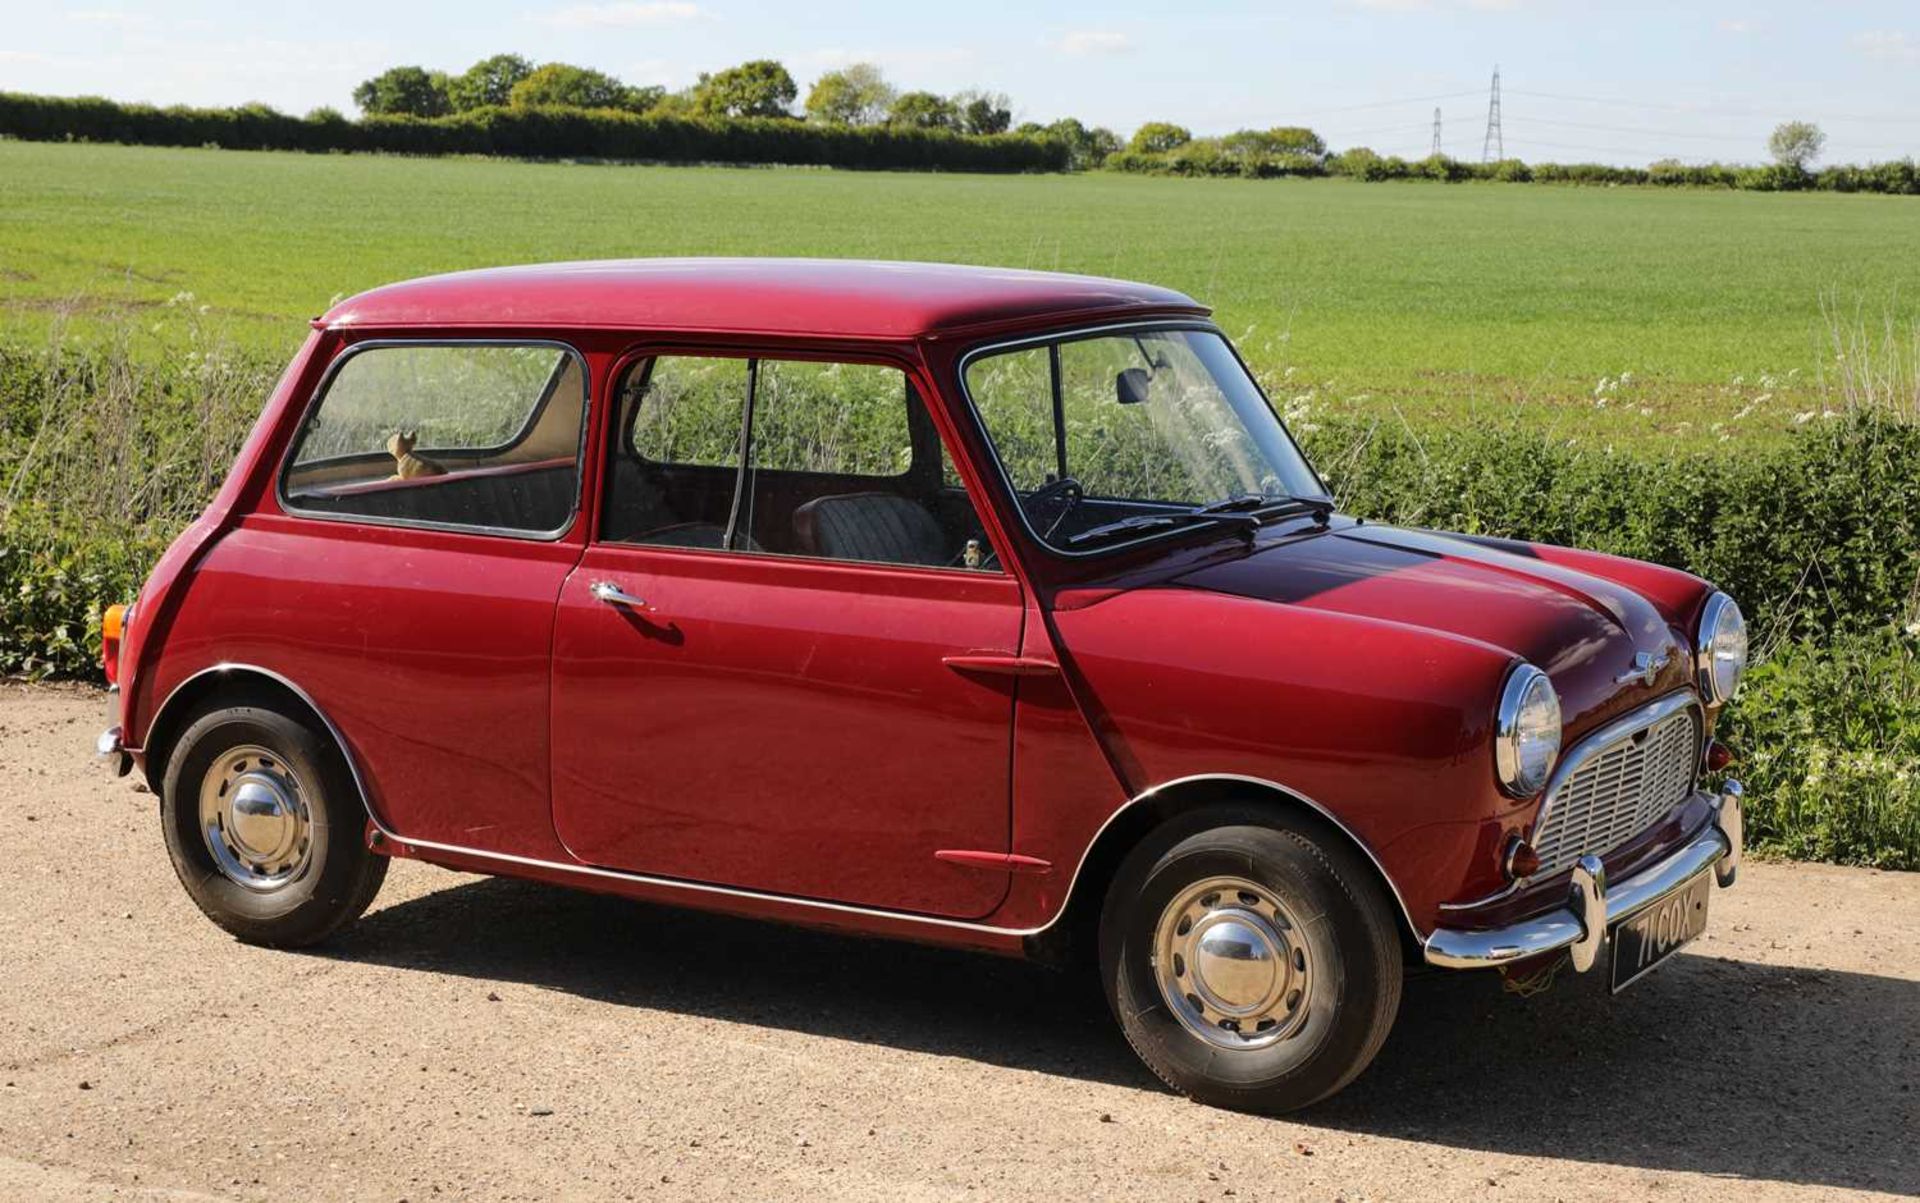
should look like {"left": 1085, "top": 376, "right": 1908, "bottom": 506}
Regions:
{"left": 1152, "top": 874, "right": 1312, "bottom": 1050}
{"left": 197, "top": 744, "right": 315, "bottom": 892}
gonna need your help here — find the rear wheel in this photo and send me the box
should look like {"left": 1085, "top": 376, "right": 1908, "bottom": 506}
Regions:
{"left": 1099, "top": 807, "right": 1403, "bottom": 1113}
{"left": 160, "top": 697, "right": 386, "bottom": 947}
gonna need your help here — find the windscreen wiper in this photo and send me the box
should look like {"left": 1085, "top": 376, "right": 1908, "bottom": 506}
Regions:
{"left": 1064, "top": 495, "right": 1336, "bottom": 549}
{"left": 1064, "top": 510, "right": 1261, "bottom": 548}
{"left": 1194, "top": 493, "right": 1335, "bottom": 524}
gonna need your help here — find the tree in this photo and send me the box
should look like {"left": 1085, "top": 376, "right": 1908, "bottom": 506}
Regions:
{"left": 1047, "top": 118, "right": 1119, "bottom": 169}
{"left": 1218, "top": 126, "right": 1327, "bottom": 163}
{"left": 1769, "top": 121, "right": 1826, "bottom": 170}
{"left": 1128, "top": 121, "right": 1191, "bottom": 154}
{"left": 887, "top": 90, "right": 959, "bottom": 130}
{"left": 448, "top": 54, "right": 534, "bottom": 111}
{"left": 954, "top": 90, "right": 1012, "bottom": 136}
{"left": 351, "top": 66, "right": 451, "bottom": 118}
{"left": 509, "top": 63, "right": 657, "bottom": 113}
{"left": 805, "top": 63, "right": 894, "bottom": 125}
{"left": 693, "top": 59, "right": 798, "bottom": 119}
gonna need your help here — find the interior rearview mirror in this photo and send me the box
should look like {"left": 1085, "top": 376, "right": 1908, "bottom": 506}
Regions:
{"left": 1116, "top": 367, "right": 1151, "bottom": 405}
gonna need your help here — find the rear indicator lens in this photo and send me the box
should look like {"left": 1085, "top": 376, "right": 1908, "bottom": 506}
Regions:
{"left": 101, "top": 604, "right": 126, "bottom": 686}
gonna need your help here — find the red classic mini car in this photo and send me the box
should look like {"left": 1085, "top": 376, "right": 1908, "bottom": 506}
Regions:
{"left": 97, "top": 259, "right": 1748, "bottom": 1113}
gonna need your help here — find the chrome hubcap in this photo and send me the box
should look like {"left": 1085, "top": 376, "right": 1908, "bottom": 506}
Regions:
{"left": 1152, "top": 875, "right": 1311, "bottom": 1050}
{"left": 198, "top": 745, "right": 313, "bottom": 891}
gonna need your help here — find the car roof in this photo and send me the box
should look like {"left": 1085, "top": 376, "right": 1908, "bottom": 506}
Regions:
{"left": 319, "top": 258, "right": 1209, "bottom": 340}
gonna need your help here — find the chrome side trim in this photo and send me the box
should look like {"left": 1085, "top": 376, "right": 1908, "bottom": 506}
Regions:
{"left": 144, "top": 666, "right": 1425, "bottom": 941}
{"left": 1424, "top": 781, "right": 1741, "bottom": 971}
{"left": 386, "top": 771, "right": 1426, "bottom": 940}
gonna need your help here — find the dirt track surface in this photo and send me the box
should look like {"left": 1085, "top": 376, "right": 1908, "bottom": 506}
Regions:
{"left": 2, "top": 682, "right": 1916, "bottom": 1202}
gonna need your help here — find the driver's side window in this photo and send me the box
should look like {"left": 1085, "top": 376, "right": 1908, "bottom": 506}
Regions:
{"left": 603, "top": 353, "right": 1001, "bottom": 572}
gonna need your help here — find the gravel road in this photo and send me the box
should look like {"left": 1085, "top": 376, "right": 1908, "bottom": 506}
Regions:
{"left": 1, "top": 682, "right": 1915, "bottom": 1202}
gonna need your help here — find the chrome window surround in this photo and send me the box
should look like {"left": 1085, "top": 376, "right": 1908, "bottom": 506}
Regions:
{"left": 953, "top": 320, "right": 1334, "bottom": 562}
{"left": 275, "top": 338, "right": 591, "bottom": 543}
{"left": 141, "top": 664, "right": 1426, "bottom": 942}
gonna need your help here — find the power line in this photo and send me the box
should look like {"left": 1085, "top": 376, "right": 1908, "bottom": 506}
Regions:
{"left": 1283, "top": 88, "right": 1483, "bottom": 118}
{"left": 1506, "top": 87, "right": 1920, "bottom": 126}
{"left": 1505, "top": 116, "right": 1754, "bottom": 142}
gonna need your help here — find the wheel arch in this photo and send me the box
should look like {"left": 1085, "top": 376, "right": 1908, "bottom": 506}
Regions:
{"left": 142, "top": 664, "right": 375, "bottom": 823}
{"left": 1028, "top": 774, "right": 1425, "bottom": 968}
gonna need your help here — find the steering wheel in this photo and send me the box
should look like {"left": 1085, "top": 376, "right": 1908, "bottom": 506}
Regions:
{"left": 1022, "top": 476, "right": 1085, "bottom": 542}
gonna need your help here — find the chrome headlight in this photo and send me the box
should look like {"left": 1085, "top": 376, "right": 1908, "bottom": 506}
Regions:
{"left": 1495, "top": 664, "right": 1562, "bottom": 798}
{"left": 1696, "top": 591, "right": 1748, "bottom": 704}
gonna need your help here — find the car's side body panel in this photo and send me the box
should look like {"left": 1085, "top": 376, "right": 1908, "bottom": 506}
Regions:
{"left": 549, "top": 544, "right": 1026, "bottom": 918}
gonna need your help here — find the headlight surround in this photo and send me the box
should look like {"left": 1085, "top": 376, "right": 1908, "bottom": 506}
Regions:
{"left": 1696, "top": 592, "right": 1748, "bottom": 704}
{"left": 1495, "top": 664, "right": 1562, "bottom": 798}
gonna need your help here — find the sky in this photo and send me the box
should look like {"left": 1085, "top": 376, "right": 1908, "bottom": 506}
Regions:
{"left": 3, "top": 1, "right": 1918, "bottom": 165}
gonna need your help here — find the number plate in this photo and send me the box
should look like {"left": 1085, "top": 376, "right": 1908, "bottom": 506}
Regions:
{"left": 1609, "top": 869, "right": 1711, "bottom": 993}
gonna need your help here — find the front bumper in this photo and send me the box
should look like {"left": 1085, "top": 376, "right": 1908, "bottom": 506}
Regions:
{"left": 1424, "top": 781, "right": 1743, "bottom": 971}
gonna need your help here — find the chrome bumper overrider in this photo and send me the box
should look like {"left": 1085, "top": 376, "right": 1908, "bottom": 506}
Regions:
{"left": 96, "top": 685, "right": 132, "bottom": 777}
{"left": 1424, "top": 781, "right": 1743, "bottom": 971}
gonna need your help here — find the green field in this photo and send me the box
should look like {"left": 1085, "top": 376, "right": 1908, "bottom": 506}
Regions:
{"left": 4, "top": 140, "right": 1918, "bottom": 442}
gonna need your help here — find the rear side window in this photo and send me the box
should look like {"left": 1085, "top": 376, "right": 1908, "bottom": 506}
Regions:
{"left": 281, "top": 342, "right": 586, "bottom": 536}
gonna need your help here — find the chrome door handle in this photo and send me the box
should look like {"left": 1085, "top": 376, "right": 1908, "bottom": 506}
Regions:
{"left": 590, "top": 580, "right": 648, "bottom": 609}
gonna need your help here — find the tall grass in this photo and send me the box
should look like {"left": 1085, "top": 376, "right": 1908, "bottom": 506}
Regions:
{"left": 1819, "top": 291, "right": 1920, "bottom": 425}
{"left": 0, "top": 309, "right": 275, "bottom": 672}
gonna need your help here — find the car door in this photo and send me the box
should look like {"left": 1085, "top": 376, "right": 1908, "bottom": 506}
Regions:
{"left": 548, "top": 349, "right": 1025, "bottom": 919}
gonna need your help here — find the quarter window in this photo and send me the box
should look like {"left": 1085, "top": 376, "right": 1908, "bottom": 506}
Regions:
{"left": 282, "top": 342, "right": 585, "bottom": 535}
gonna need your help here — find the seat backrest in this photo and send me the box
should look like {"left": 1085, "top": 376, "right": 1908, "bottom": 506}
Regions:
{"left": 792, "top": 492, "right": 947, "bottom": 567}
{"left": 601, "top": 458, "right": 678, "bottom": 542}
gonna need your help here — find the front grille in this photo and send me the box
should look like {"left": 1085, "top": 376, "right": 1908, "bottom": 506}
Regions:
{"left": 1530, "top": 704, "right": 1700, "bottom": 878}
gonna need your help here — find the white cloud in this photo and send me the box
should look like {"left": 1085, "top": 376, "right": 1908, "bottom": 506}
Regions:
{"left": 1852, "top": 30, "right": 1919, "bottom": 63}
{"left": 1717, "top": 18, "right": 1753, "bottom": 34}
{"left": 533, "top": 2, "right": 702, "bottom": 29}
{"left": 1057, "top": 30, "right": 1132, "bottom": 56}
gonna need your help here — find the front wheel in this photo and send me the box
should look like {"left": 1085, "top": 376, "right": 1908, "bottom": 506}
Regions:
{"left": 160, "top": 696, "right": 386, "bottom": 947}
{"left": 1099, "top": 808, "right": 1404, "bottom": 1113}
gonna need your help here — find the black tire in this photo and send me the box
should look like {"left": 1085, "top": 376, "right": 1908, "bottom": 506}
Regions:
{"left": 1099, "top": 806, "right": 1403, "bottom": 1114}
{"left": 160, "top": 695, "right": 386, "bottom": 948}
